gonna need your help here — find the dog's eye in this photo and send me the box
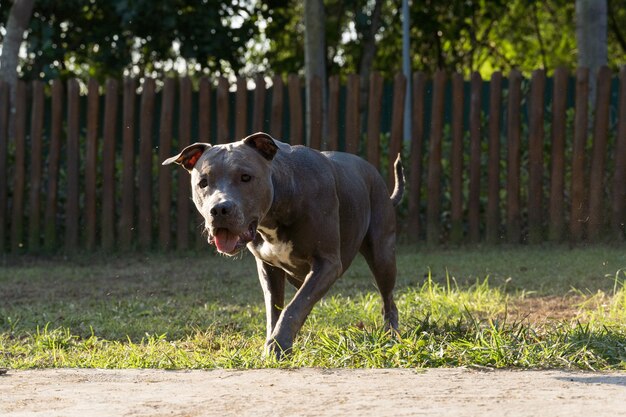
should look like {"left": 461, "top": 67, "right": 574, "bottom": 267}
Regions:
{"left": 241, "top": 174, "right": 252, "bottom": 183}
{"left": 198, "top": 178, "right": 208, "bottom": 189}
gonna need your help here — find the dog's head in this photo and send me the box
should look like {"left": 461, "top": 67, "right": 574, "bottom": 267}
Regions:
{"left": 163, "top": 132, "right": 278, "bottom": 255}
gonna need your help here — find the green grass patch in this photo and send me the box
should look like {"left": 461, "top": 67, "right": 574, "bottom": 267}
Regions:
{"left": 1, "top": 245, "right": 625, "bottom": 370}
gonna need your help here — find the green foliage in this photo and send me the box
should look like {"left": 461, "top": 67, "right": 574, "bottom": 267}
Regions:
{"left": 4, "top": 0, "right": 257, "bottom": 82}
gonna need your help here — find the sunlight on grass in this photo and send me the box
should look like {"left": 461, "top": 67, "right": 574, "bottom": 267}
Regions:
{"left": 1, "top": 247, "right": 625, "bottom": 370}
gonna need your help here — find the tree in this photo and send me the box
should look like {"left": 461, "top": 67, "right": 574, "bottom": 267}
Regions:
{"left": 0, "top": 0, "right": 35, "bottom": 98}
{"left": 1, "top": 0, "right": 258, "bottom": 82}
{"left": 576, "top": 0, "right": 608, "bottom": 107}
{"left": 303, "top": 0, "right": 327, "bottom": 143}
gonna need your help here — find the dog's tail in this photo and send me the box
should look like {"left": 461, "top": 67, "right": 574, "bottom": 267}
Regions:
{"left": 390, "top": 154, "right": 405, "bottom": 207}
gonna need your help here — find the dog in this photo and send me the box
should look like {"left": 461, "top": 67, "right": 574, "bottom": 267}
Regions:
{"left": 163, "top": 132, "right": 404, "bottom": 357}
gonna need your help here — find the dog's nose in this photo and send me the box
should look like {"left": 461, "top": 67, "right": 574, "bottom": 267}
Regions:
{"left": 210, "top": 201, "right": 235, "bottom": 218}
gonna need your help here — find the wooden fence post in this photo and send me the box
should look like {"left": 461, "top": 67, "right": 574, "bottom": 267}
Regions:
{"left": 0, "top": 81, "right": 7, "bottom": 253}
{"left": 177, "top": 77, "right": 193, "bottom": 250}
{"left": 345, "top": 74, "right": 360, "bottom": 154}
{"left": 408, "top": 72, "right": 426, "bottom": 242}
{"left": 252, "top": 75, "right": 266, "bottom": 134}
{"left": 450, "top": 73, "right": 464, "bottom": 244}
{"left": 309, "top": 76, "right": 323, "bottom": 149}
{"left": 235, "top": 77, "right": 248, "bottom": 139}
{"left": 366, "top": 72, "right": 383, "bottom": 169}
{"left": 426, "top": 70, "right": 446, "bottom": 246}
{"left": 611, "top": 66, "right": 626, "bottom": 240}
{"left": 102, "top": 78, "right": 118, "bottom": 250}
{"left": 506, "top": 70, "right": 522, "bottom": 244}
{"left": 119, "top": 78, "right": 136, "bottom": 250}
{"left": 28, "top": 81, "right": 45, "bottom": 251}
{"left": 327, "top": 75, "right": 340, "bottom": 151}
{"left": 197, "top": 77, "right": 211, "bottom": 248}
{"left": 28, "top": 81, "right": 44, "bottom": 252}
{"left": 44, "top": 80, "right": 63, "bottom": 251}
{"left": 158, "top": 78, "right": 175, "bottom": 250}
{"left": 570, "top": 68, "right": 589, "bottom": 243}
{"left": 11, "top": 81, "right": 27, "bottom": 251}
{"left": 468, "top": 72, "right": 483, "bottom": 243}
{"left": 587, "top": 66, "right": 611, "bottom": 241}
{"left": 548, "top": 67, "right": 568, "bottom": 242}
{"left": 288, "top": 74, "right": 303, "bottom": 145}
{"left": 217, "top": 76, "right": 230, "bottom": 144}
{"left": 486, "top": 72, "right": 503, "bottom": 244}
{"left": 270, "top": 75, "right": 284, "bottom": 139}
{"left": 85, "top": 79, "right": 100, "bottom": 250}
{"left": 528, "top": 69, "right": 546, "bottom": 244}
{"left": 388, "top": 73, "right": 406, "bottom": 189}
{"left": 139, "top": 78, "right": 156, "bottom": 249}
{"left": 65, "top": 79, "right": 80, "bottom": 251}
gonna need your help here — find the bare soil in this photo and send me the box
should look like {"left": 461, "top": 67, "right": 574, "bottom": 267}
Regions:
{"left": 2, "top": 367, "right": 625, "bottom": 417}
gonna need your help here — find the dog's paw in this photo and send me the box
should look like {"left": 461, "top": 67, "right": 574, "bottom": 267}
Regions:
{"left": 264, "top": 338, "right": 292, "bottom": 360}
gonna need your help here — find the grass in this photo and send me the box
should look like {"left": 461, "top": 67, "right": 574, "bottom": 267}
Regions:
{"left": 0, "top": 244, "right": 625, "bottom": 370}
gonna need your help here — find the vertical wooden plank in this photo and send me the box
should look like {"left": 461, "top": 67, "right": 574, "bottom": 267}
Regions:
{"left": 327, "top": 75, "right": 340, "bottom": 151}
{"left": 235, "top": 77, "right": 248, "bottom": 139}
{"left": 119, "top": 78, "right": 136, "bottom": 250}
{"left": 11, "top": 81, "right": 27, "bottom": 251}
{"left": 197, "top": 77, "right": 211, "bottom": 248}
{"left": 157, "top": 78, "right": 175, "bottom": 250}
{"left": 366, "top": 72, "right": 383, "bottom": 169}
{"left": 177, "top": 76, "right": 192, "bottom": 251}
{"left": 587, "top": 66, "right": 612, "bottom": 241}
{"left": 101, "top": 79, "right": 118, "bottom": 250}
{"left": 611, "top": 66, "right": 626, "bottom": 240}
{"left": 506, "top": 70, "right": 522, "bottom": 244}
{"left": 345, "top": 74, "right": 360, "bottom": 154}
{"left": 570, "top": 68, "right": 589, "bottom": 243}
{"left": 527, "top": 69, "right": 546, "bottom": 244}
{"left": 28, "top": 81, "right": 44, "bottom": 251}
{"left": 468, "top": 72, "right": 483, "bottom": 243}
{"left": 44, "top": 80, "right": 63, "bottom": 251}
{"left": 388, "top": 73, "right": 406, "bottom": 188}
{"left": 139, "top": 78, "right": 156, "bottom": 249}
{"left": 198, "top": 77, "right": 212, "bottom": 141}
{"left": 309, "top": 76, "right": 322, "bottom": 149}
{"left": 252, "top": 75, "right": 266, "bottom": 134}
{"left": 0, "top": 81, "right": 8, "bottom": 252}
{"left": 65, "top": 79, "right": 81, "bottom": 250}
{"left": 486, "top": 72, "right": 502, "bottom": 244}
{"left": 426, "top": 70, "right": 446, "bottom": 246}
{"left": 270, "top": 75, "right": 284, "bottom": 139}
{"left": 84, "top": 79, "right": 100, "bottom": 250}
{"left": 449, "top": 73, "right": 465, "bottom": 244}
{"left": 216, "top": 76, "right": 230, "bottom": 144}
{"left": 288, "top": 74, "right": 304, "bottom": 145}
{"left": 548, "top": 67, "right": 568, "bottom": 242}
{"left": 408, "top": 72, "right": 426, "bottom": 242}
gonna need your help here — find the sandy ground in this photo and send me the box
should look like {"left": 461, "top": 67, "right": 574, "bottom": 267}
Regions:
{"left": 1, "top": 368, "right": 626, "bottom": 417}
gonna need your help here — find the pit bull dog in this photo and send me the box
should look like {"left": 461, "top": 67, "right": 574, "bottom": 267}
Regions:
{"left": 163, "top": 132, "right": 404, "bottom": 358}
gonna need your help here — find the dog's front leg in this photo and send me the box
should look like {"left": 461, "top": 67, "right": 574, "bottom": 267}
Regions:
{"left": 265, "top": 255, "right": 342, "bottom": 358}
{"left": 255, "top": 259, "right": 286, "bottom": 345}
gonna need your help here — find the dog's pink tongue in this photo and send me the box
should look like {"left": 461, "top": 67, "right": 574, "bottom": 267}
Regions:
{"left": 214, "top": 229, "right": 239, "bottom": 253}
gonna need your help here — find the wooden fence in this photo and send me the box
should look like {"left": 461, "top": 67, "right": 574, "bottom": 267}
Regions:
{"left": 0, "top": 66, "right": 625, "bottom": 253}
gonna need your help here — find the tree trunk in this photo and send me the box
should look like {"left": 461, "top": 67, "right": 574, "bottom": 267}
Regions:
{"left": 358, "top": 0, "right": 384, "bottom": 118}
{"left": 576, "top": 0, "right": 607, "bottom": 108}
{"left": 0, "top": 0, "right": 36, "bottom": 134}
{"left": 303, "top": 0, "right": 327, "bottom": 146}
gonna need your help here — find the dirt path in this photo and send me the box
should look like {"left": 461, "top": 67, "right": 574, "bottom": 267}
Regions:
{"left": 2, "top": 368, "right": 626, "bottom": 417}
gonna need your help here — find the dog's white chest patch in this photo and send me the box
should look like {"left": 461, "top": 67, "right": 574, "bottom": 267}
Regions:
{"left": 253, "top": 227, "right": 296, "bottom": 268}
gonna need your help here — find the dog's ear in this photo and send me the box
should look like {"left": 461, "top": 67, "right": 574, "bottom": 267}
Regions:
{"left": 243, "top": 132, "right": 278, "bottom": 160}
{"left": 162, "top": 143, "right": 211, "bottom": 171}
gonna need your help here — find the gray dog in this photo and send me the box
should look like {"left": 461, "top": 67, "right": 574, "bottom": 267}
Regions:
{"left": 163, "top": 132, "right": 404, "bottom": 357}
